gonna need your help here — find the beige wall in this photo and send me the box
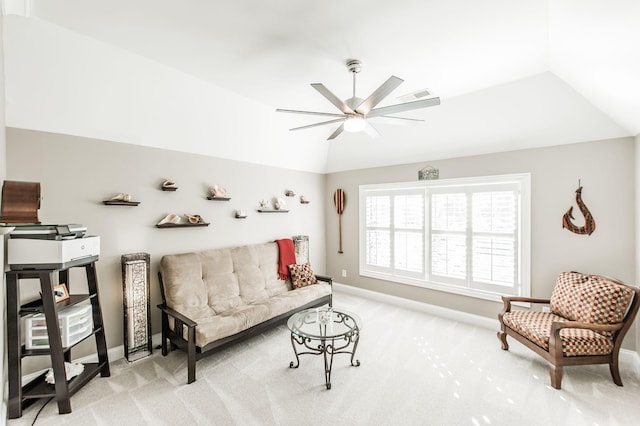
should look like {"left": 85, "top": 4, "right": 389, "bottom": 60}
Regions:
{"left": 326, "top": 137, "right": 636, "bottom": 348}
{"left": 6, "top": 128, "right": 327, "bottom": 370}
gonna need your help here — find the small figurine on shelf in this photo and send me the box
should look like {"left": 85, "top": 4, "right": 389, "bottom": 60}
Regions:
{"left": 285, "top": 189, "right": 295, "bottom": 197}
{"left": 259, "top": 199, "right": 270, "bottom": 210}
{"left": 235, "top": 209, "right": 247, "bottom": 219}
{"left": 185, "top": 214, "right": 204, "bottom": 224}
{"left": 274, "top": 197, "right": 286, "bottom": 210}
{"left": 300, "top": 195, "right": 310, "bottom": 204}
{"left": 157, "top": 213, "right": 181, "bottom": 225}
{"left": 162, "top": 179, "right": 178, "bottom": 190}
{"left": 210, "top": 185, "right": 228, "bottom": 198}
{"left": 111, "top": 193, "right": 132, "bottom": 202}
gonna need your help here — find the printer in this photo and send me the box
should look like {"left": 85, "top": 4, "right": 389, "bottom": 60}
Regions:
{"left": 8, "top": 224, "right": 100, "bottom": 270}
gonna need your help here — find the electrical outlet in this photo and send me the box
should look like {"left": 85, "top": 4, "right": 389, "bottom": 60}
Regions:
{"left": 341, "top": 269, "right": 347, "bottom": 278}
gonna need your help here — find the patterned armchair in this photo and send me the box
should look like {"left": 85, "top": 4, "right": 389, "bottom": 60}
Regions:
{"left": 497, "top": 271, "right": 640, "bottom": 389}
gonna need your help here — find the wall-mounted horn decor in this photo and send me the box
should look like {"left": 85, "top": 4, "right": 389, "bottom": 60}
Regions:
{"left": 562, "top": 180, "right": 596, "bottom": 235}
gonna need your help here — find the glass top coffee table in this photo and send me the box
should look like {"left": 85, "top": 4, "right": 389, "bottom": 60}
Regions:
{"left": 287, "top": 307, "right": 361, "bottom": 389}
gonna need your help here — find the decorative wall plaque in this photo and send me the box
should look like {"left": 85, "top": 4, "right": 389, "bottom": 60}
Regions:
{"left": 418, "top": 165, "right": 439, "bottom": 180}
{"left": 562, "top": 182, "right": 596, "bottom": 235}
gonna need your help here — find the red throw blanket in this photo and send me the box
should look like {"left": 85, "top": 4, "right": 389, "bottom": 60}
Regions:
{"left": 275, "top": 238, "right": 296, "bottom": 280}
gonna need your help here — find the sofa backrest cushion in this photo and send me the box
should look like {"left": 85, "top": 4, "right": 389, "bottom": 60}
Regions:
{"left": 550, "top": 271, "right": 635, "bottom": 325}
{"left": 160, "top": 242, "right": 290, "bottom": 316}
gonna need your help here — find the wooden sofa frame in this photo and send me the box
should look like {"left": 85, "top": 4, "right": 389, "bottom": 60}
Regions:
{"left": 497, "top": 276, "right": 640, "bottom": 390}
{"left": 157, "top": 272, "right": 332, "bottom": 384}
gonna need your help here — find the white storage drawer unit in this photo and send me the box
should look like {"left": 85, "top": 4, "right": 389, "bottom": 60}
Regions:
{"left": 25, "top": 305, "right": 93, "bottom": 349}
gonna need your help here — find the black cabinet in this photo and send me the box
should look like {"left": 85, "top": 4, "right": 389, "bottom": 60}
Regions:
{"left": 6, "top": 261, "right": 110, "bottom": 418}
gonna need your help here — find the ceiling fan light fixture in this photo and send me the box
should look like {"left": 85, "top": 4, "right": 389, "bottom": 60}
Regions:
{"left": 344, "top": 116, "right": 366, "bottom": 133}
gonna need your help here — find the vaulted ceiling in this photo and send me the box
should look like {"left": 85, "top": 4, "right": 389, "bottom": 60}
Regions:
{"left": 5, "top": 0, "right": 640, "bottom": 172}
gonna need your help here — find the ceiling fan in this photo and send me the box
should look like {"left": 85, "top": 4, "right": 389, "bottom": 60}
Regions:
{"left": 276, "top": 59, "right": 441, "bottom": 140}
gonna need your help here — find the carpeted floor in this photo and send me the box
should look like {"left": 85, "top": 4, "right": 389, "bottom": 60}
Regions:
{"left": 8, "top": 289, "right": 640, "bottom": 425}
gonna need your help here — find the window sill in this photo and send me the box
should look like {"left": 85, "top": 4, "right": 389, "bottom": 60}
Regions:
{"left": 360, "top": 271, "right": 530, "bottom": 306}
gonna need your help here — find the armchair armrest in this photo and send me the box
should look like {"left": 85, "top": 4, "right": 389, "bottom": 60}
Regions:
{"left": 500, "top": 295, "right": 551, "bottom": 316}
{"left": 551, "top": 320, "right": 623, "bottom": 334}
{"left": 549, "top": 320, "right": 624, "bottom": 358}
{"left": 157, "top": 303, "right": 198, "bottom": 328}
{"left": 315, "top": 274, "right": 333, "bottom": 285}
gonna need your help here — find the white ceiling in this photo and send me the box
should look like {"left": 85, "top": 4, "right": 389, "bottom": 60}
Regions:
{"left": 8, "top": 0, "right": 640, "bottom": 172}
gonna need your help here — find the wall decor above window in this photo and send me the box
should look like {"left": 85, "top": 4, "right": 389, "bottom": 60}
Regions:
{"left": 418, "top": 165, "right": 439, "bottom": 180}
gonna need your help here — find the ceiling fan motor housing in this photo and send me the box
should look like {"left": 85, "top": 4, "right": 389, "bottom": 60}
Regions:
{"left": 346, "top": 59, "right": 362, "bottom": 74}
{"left": 346, "top": 97, "right": 364, "bottom": 111}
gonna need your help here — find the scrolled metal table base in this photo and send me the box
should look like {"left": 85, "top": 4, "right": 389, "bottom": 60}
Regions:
{"left": 289, "top": 331, "right": 360, "bottom": 390}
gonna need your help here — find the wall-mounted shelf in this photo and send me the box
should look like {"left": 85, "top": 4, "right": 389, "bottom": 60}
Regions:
{"left": 161, "top": 187, "right": 178, "bottom": 192}
{"left": 206, "top": 197, "right": 231, "bottom": 201}
{"left": 235, "top": 215, "right": 248, "bottom": 219}
{"left": 102, "top": 200, "right": 140, "bottom": 206}
{"left": 258, "top": 209, "right": 289, "bottom": 213}
{"left": 156, "top": 222, "right": 210, "bottom": 228}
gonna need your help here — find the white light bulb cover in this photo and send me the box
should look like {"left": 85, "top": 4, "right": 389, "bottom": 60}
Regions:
{"left": 344, "top": 117, "right": 366, "bottom": 132}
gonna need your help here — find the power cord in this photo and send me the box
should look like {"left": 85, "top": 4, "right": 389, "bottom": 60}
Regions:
{"left": 31, "top": 397, "right": 53, "bottom": 425}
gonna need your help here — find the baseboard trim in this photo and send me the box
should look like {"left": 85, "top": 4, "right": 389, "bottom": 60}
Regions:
{"left": 333, "top": 282, "right": 640, "bottom": 370}
{"left": 333, "top": 282, "right": 497, "bottom": 330}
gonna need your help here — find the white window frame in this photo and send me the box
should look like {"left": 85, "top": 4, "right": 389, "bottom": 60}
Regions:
{"left": 359, "top": 173, "right": 531, "bottom": 302}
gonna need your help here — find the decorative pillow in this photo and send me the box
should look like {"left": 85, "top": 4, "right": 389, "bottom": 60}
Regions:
{"left": 550, "top": 271, "right": 634, "bottom": 326}
{"left": 288, "top": 263, "right": 318, "bottom": 289}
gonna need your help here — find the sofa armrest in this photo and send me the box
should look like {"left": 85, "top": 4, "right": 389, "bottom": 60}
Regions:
{"left": 157, "top": 303, "right": 198, "bottom": 328}
{"left": 315, "top": 274, "right": 333, "bottom": 285}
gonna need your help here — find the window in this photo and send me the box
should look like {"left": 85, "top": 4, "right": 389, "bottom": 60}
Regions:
{"left": 359, "top": 174, "right": 530, "bottom": 301}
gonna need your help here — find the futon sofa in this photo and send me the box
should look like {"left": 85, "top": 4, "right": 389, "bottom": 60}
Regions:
{"left": 158, "top": 241, "right": 332, "bottom": 383}
{"left": 498, "top": 271, "right": 639, "bottom": 389}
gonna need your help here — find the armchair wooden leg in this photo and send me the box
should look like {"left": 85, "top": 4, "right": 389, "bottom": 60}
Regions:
{"left": 497, "top": 330, "right": 509, "bottom": 351}
{"left": 609, "top": 354, "right": 623, "bottom": 386}
{"left": 549, "top": 365, "right": 563, "bottom": 389}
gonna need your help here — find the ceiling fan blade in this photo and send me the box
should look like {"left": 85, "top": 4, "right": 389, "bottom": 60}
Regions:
{"left": 327, "top": 124, "right": 345, "bottom": 140}
{"left": 355, "top": 76, "right": 404, "bottom": 115}
{"left": 289, "top": 118, "right": 345, "bottom": 131}
{"left": 373, "top": 115, "right": 425, "bottom": 124}
{"left": 367, "top": 97, "right": 441, "bottom": 118}
{"left": 311, "top": 83, "right": 356, "bottom": 114}
{"left": 276, "top": 108, "right": 346, "bottom": 118}
{"left": 364, "top": 121, "right": 380, "bottom": 139}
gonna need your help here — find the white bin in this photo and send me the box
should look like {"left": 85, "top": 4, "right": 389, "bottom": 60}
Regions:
{"left": 25, "top": 305, "right": 93, "bottom": 349}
